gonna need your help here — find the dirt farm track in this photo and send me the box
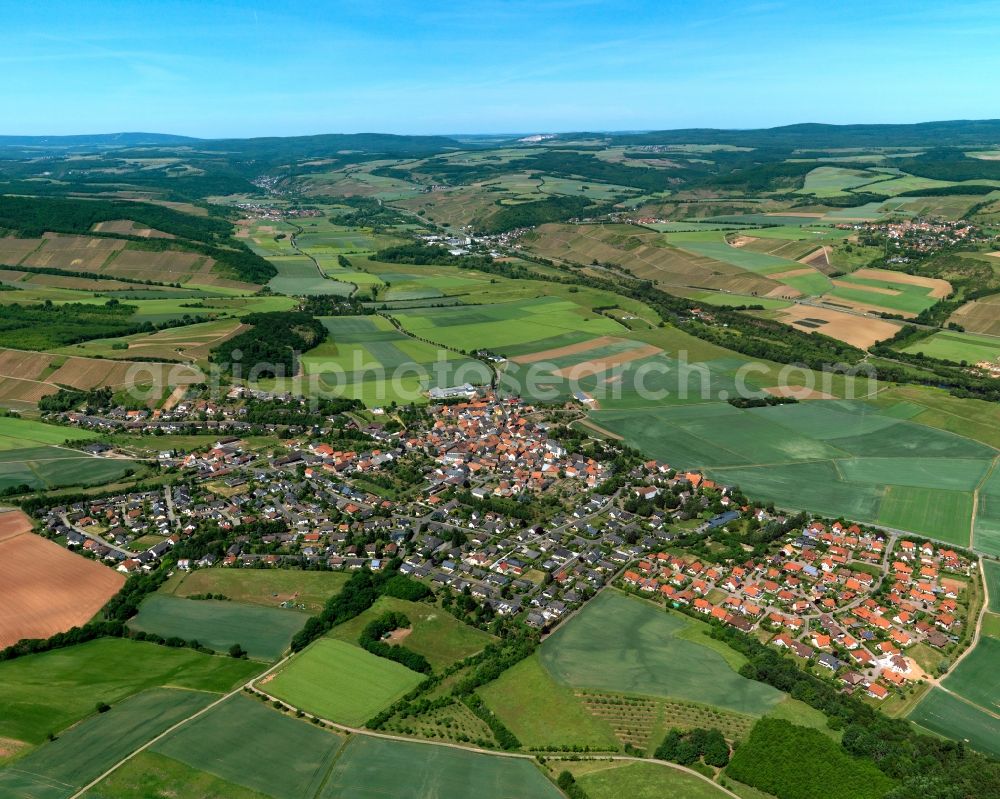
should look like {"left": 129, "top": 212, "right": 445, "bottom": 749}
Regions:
{"left": 0, "top": 510, "right": 124, "bottom": 649}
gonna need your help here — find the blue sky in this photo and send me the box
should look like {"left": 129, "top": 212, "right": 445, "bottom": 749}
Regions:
{"left": 4, "top": 0, "right": 1000, "bottom": 137}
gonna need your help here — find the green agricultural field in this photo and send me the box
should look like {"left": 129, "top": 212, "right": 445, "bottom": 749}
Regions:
{"left": 51, "top": 318, "right": 245, "bottom": 364}
{"left": 974, "top": 467, "right": 1000, "bottom": 557}
{"left": 0, "top": 688, "right": 216, "bottom": 799}
{"left": 162, "top": 568, "right": 349, "bottom": 614}
{"left": 568, "top": 761, "right": 730, "bottom": 799}
{"left": 940, "top": 635, "right": 1000, "bottom": 712}
{"left": 877, "top": 486, "right": 973, "bottom": 543}
{"left": 824, "top": 272, "right": 940, "bottom": 314}
{"left": 665, "top": 234, "right": 802, "bottom": 275}
{"left": 985, "top": 561, "right": 1000, "bottom": 613}
{"left": 391, "top": 296, "right": 625, "bottom": 352}
{"left": 0, "top": 445, "right": 140, "bottom": 493}
{"left": 267, "top": 255, "right": 354, "bottom": 296}
{"left": 537, "top": 591, "right": 783, "bottom": 715}
{"left": 909, "top": 688, "right": 1000, "bottom": 758}
{"left": 82, "top": 751, "right": 271, "bottom": 799}
{"left": 900, "top": 329, "right": 1000, "bottom": 364}
{"left": 127, "top": 594, "right": 305, "bottom": 661}
{"left": 680, "top": 291, "right": 792, "bottom": 310}
{"left": 266, "top": 638, "right": 425, "bottom": 726}
{"left": 297, "top": 314, "right": 490, "bottom": 404}
{"left": 478, "top": 654, "right": 620, "bottom": 749}
{"left": 0, "top": 416, "right": 98, "bottom": 448}
{"left": 797, "top": 166, "right": 885, "bottom": 197}
{"left": 0, "top": 638, "right": 260, "bottom": 745}
{"left": 326, "top": 596, "right": 495, "bottom": 669}
{"left": 593, "top": 400, "right": 995, "bottom": 545}
{"left": 152, "top": 695, "right": 344, "bottom": 799}
{"left": 319, "top": 735, "right": 563, "bottom": 799}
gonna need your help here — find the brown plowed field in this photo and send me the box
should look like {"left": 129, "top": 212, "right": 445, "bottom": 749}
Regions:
{"left": 0, "top": 511, "right": 124, "bottom": 648}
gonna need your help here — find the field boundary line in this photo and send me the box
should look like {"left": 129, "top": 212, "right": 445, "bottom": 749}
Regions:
{"left": 970, "top": 455, "right": 1000, "bottom": 550}
{"left": 66, "top": 657, "right": 288, "bottom": 799}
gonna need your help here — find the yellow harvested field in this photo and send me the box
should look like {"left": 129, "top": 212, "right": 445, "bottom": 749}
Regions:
{"left": 772, "top": 304, "right": 901, "bottom": 348}
{"left": 851, "top": 268, "right": 951, "bottom": 299}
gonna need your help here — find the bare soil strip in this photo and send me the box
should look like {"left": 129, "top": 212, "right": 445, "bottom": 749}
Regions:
{"left": 511, "top": 335, "right": 629, "bottom": 364}
{"left": 552, "top": 344, "right": 662, "bottom": 378}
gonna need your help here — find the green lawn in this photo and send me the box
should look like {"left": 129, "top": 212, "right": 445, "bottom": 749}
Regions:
{"left": 478, "top": 654, "right": 620, "bottom": 749}
{"left": 127, "top": 594, "right": 305, "bottom": 661}
{"left": 82, "top": 751, "right": 272, "bottom": 799}
{"left": 162, "top": 568, "right": 349, "bottom": 614}
{"left": 151, "top": 694, "right": 344, "bottom": 799}
{"left": 537, "top": 591, "right": 783, "bottom": 715}
{"left": 326, "top": 596, "right": 495, "bottom": 669}
{"left": 266, "top": 638, "right": 425, "bottom": 726}
{"left": 0, "top": 688, "right": 216, "bottom": 799}
{"left": 0, "top": 638, "right": 260, "bottom": 745}
{"left": 909, "top": 688, "right": 1000, "bottom": 758}
{"left": 572, "top": 761, "right": 730, "bottom": 799}
{"left": 319, "top": 735, "right": 563, "bottom": 799}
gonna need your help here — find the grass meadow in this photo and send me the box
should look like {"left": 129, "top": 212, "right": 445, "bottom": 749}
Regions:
{"left": 566, "top": 761, "right": 729, "bottom": 799}
{"left": 162, "top": 568, "right": 349, "bottom": 614}
{"left": 266, "top": 638, "right": 425, "bottom": 726}
{"left": 127, "top": 594, "right": 305, "bottom": 661}
{"left": 326, "top": 596, "right": 495, "bottom": 669}
{"left": 477, "top": 654, "right": 621, "bottom": 750}
{"left": 537, "top": 591, "right": 783, "bottom": 715}
{"left": 900, "top": 329, "right": 1000, "bottom": 364}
